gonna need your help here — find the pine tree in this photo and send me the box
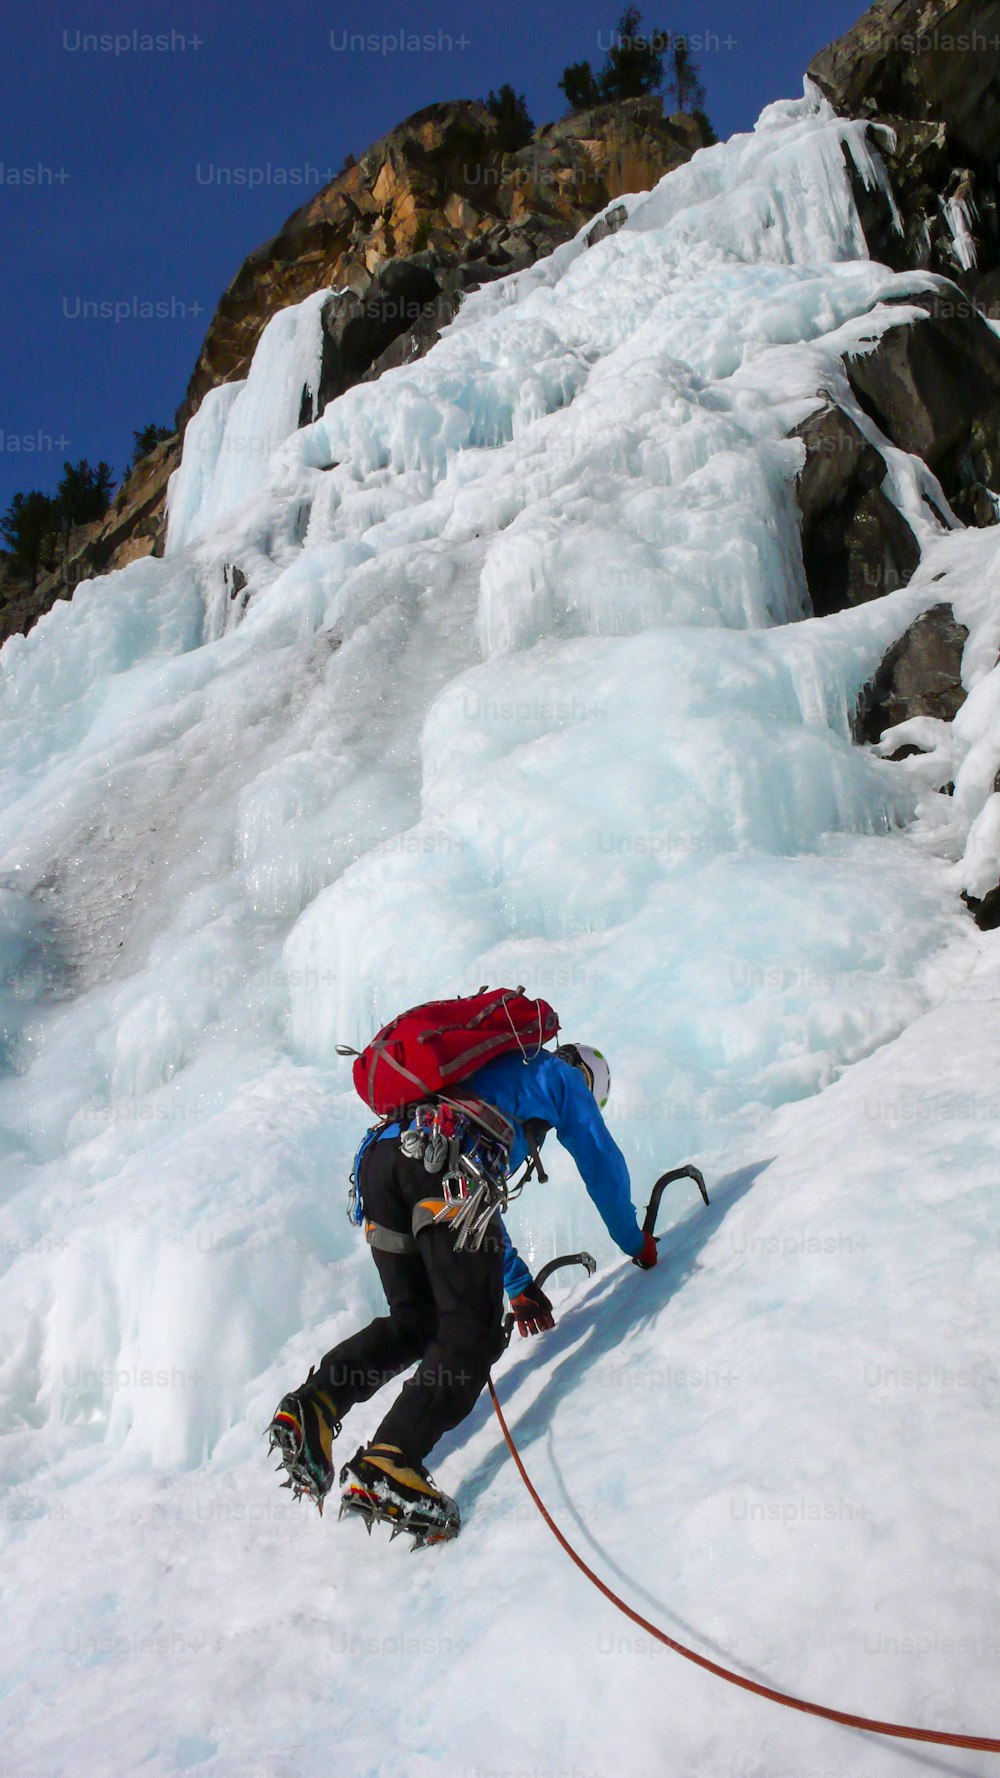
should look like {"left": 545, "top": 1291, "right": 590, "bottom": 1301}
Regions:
{"left": 484, "top": 83, "right": 534, "bottom": 151}
{"left": 128, "top": 424, "right": 172, "bottom": 476}
{"left": 599, "top": 6, "right": 669, "bottom": 100}
{"left": 559, "top": 9, "right": 671, "bottom": 114}
{"left": 666, "top": 36, "right": 708, "bottom": 114}
{"left": 558, "top": 60, "right": 602, "bottom": 112}
{"left": 56, "top": 459, "right": 115, "bottom": 535}
{"left": 0, "top": 490, "right": 59, "bottom": 589}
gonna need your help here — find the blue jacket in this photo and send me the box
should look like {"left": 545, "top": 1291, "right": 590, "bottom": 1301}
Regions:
{"left": 462, "top": 1049, "right": 644, "bottom": 1295}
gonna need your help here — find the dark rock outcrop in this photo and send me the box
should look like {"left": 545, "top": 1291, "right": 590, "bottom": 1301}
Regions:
{"left": 853, "top": 601, "right": 968, "bottom": 742}
{"left": 586, "top": 202, "right": 628, "bottom": 247}
{"left": 810, "top": 0, "right": 1000, "bottom": 921}
{"left": 844, "top": 291, "right": 1000, "bottom": 518}
{"left": 808, "top": 0, "right": 1000, "bottom": 302}
{"left": 808, "top": 0, "right": 1000, "bottom": 164}
{"left": 315, "top": 258, "right": 444, "bottom": 411}
{"left": 962, "top": 883, "right": 1000, "bottom": 929}
{"left": 844, "top": 119, "right": 999, "bottom": 291}
{"left": 792, "top": 402, "right": 920, "bottom": 614}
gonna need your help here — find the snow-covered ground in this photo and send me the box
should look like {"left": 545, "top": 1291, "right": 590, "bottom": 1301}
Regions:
{"left": 1, "top": 87, "right": 998, "bottom": 1777}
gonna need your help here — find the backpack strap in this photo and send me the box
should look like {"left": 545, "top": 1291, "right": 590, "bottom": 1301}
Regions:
{"left": 522, "top": 1117, "right": 550, "bottom": 1184}
{"left": 348, "top": 1116, "right": 399, "bottom": 1226}
{"left": 438, "top": 1092, "right": 516, "bottom": 1154}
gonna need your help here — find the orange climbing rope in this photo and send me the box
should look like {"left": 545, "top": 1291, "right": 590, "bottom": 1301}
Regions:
{"left": 488, "top": 1378, "right": 999, "bottom": 1755}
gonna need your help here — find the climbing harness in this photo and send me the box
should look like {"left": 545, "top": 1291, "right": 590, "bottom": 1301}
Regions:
{"left": 399, "top": 1093, "right": 517, "bottom": 1252}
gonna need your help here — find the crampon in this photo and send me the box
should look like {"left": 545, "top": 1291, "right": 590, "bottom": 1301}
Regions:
{"left": 337, "top": 1487, "right": 460, "bottom": 1549}
{"left": 338, "top": 1444, "right": 460, "bottom": 1550}
{"left": 267, "top": 1381, "right": 341, "bottom": 1515}
{"left": 269, "top": 1423, "right": 328, "bottom": 1512}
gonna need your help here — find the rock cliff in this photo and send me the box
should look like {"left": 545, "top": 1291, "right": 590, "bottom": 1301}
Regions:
{"left": 0, "top": 96, "right": 706, "bottom": 645}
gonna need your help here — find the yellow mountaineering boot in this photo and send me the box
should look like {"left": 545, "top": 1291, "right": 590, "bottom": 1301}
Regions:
{"left": 338, "top": 1442, "right": 461, "bottom": 1546}
{"left": 267, "top": 1368, "right": 342, "bottom": 1512}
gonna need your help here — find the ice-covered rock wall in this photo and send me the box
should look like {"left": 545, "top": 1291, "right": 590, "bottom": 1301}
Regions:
{"left": 3, "top": 80, "right": 1000, "bottom": 1778}
{"left": 0, "top": 86, "right": 990, "bottom": 1467}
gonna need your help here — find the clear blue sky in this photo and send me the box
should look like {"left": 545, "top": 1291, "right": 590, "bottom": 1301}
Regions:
{"left": 0, "top": 0, "right": 863, "bottom": 515}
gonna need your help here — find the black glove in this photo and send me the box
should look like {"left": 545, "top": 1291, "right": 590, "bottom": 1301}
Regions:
{"left": 509, "top": 1281, "right": 555, "bottom": 1337}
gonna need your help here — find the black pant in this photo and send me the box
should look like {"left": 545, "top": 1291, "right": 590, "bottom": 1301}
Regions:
{"left": 318, "top": 1136, "right": 507, "bottom": 1464}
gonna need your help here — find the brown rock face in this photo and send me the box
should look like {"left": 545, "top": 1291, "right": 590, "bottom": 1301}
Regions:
{"left": 180, "top": 96, "right": 704, "bottom": 429}
{"left": 1, "top": 96, "right": 707, "bottom": 646}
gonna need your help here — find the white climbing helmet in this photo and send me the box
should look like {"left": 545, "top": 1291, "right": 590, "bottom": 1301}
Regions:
{"left": 555, "top": 1042, "right": 611, "bottom": 1108}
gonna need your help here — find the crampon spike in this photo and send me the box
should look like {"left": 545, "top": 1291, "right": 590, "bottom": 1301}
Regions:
{"left": 338, "top": 1487, "right": 458, "bottom": 1548}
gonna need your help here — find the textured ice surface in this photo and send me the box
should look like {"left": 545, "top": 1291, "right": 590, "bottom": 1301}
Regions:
{"left": 165, "top": 289, "right": 330, "bottom": 553}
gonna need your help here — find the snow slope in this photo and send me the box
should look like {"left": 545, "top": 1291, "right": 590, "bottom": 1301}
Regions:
{"left": 0, "top": 87, "right": 998, "bottom": 1777}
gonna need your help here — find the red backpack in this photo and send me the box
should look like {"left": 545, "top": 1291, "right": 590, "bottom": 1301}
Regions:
{"left": 343, "top": 986, "right": 559, "bottom": 1117}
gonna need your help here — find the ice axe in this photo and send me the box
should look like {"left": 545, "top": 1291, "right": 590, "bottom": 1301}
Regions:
{"left": 643, "top": 1164, "right": 710, "bottom": 1248}
{"left": 503, "top": 1251, "right": 596, "bottom": 1343}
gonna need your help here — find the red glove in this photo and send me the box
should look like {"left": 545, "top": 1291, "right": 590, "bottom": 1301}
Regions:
{"left": 509, "top": 1282, "right": 555, "bottom": 1337}
{"left": 632, "top": 1231, "right": 659, "bottom": 1269}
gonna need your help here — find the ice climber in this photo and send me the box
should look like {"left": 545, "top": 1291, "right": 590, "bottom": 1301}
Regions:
{"left": 268, "top": 1040, "right": 657, "bottom": 1544}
